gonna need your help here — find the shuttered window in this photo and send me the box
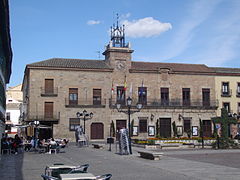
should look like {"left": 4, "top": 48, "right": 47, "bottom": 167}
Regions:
{"left": 45, "top": 79, "right": 54, "bottom": 94}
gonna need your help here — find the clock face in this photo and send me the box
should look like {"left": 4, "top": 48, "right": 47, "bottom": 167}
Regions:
{"left": 116, "top": 61, "right": 126, "bottom": 70}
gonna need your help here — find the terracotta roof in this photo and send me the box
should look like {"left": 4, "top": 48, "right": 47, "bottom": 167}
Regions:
{"left": 131, "top": 61, "right": 214, "bottom": 73}
{"left": 28, "top": 58, "right": 112, "bottom": 70}
{"left": 211, "top": 67, "right": 240, "bottom": 73}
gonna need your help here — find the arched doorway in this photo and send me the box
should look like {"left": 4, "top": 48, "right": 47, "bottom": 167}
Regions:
{"left": 91, "top": 123, "right": 104, "bottom": 139}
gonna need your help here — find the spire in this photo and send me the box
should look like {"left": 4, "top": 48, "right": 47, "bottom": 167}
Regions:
{"left": 110, "top": 13, "right": 126, "bottom": 48}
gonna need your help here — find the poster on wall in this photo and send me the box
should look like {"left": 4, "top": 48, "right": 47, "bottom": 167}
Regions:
{"left": 177, "top": 126, "right": 183, "bottom": 136}
{"left": 148, "top": 126, "right": 155, "bottom": 136}
{"left": 192, "top": 126, "right": 198, "bottom": 136}
{"left": 132, "top": 126, "right": 138, "bottom": 136}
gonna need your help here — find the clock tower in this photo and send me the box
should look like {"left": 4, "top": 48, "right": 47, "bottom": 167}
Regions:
{"left": 103, "top": 16, "right": 133, "bottom": 72}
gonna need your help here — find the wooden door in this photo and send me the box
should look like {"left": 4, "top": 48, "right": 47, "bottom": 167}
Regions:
{"left": 44, "top": 102, "right": 53, "bottom": 118}
{"left": 91, "top": 123, "right": 104, "bottom": 139}
{"left": 160, "top": 118, "right": 171, "bottom": 138}
{"left": 45, "top": 79, "right": 54, "bottom": 94}
{"left": 203, "top": 120, "right": 212, "bottom": 137}
{"left": 116, "top": 120, "right": 127, "bottom": 140}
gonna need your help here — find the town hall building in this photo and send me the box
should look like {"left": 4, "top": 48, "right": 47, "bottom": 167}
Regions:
{"left": 22, "top": 22, "right": 239, "bottom": 141}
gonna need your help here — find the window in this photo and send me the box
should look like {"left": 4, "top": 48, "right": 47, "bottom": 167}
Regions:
{"left": 184, "top": 119, "right": 191, "bottom": 133}
{"left": 6, "top": 112, "right": 10, "bottom": 121}
{"left": 44, "top": 102, "right": 53, "bottom": 118}
{"left": 202, "top": 88, "right": 210, "bottom": 107}
{"left": 69, "top": 88, "right": 78, "bottom": 105}
{"left": 93, "top": 89, "right": 101, "bottom": 105}
{"left": 182, "top": 88, "right": 190, "bottom": 106}
{"left": 223, "top": 102, "right": 230, "bottom": 113}
{"left": 139, "top": 119, "right": 147, "bottom": 133}
{"left": 161, "top": 88, "right": 169, "bottom": 105}
{"left": 237, "top": 83, "right": 240, "bottom": 96}
{"left": 116, "top": 86, "right": 125, "bottom": 105}
{"left": 138, "top": 87, "right": 147, "bottom": 105}
{"left": 69, "top": 118, "right": 80, "bottom": 131}
{"left": 222, "top": 82, "right": 230, "bottom": 96}
{"left": 45, "top": 79, "right": 54, "bottom": 94}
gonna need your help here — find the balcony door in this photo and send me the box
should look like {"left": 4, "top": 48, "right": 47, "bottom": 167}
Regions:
{"left": 202, "top": 88, "right": 210, "bottom": 107}
{"left": 45, "top": 79, "right": 54, "bottom": 94}
{"left": 69, "top": 88, "right": 78, "bottom": 105}
{"left": 44, "top": 102, "right": 53, "bottom": 118}
{"left": 182, "top": 88, "right": 190, "bottom": 106}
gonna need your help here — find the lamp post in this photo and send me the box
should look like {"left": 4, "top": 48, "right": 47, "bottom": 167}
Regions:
{"left": 116, "top": 97, "right": 142, "bottom": 154}
{"left": 76, "top": 110, "right": 93, "bottom": 134}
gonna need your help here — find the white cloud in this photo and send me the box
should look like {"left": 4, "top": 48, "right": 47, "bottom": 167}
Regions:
{"left": 161, "top": 0, "right": 222, "bottom": 60}
{"left": 122, "top": 17, "right": 172, "bottom": 38}
{"left": 87, "top": 20, "right": 101, "bottom": 25}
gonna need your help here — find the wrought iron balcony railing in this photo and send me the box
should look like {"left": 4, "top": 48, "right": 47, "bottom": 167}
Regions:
{"left": 221, "top": 89, "right": 232, "bottom": 97}
{"left": 40, "top": 87, "right": 58, "bottom": 97}
{"left": 28, "top": 111, "right": 60, "bottom": 122}
{"left": 109, "top": 98, "right": 218, "bottom": 109}
{"left": 65, "top": 98, "right": 106, "bottom": 108}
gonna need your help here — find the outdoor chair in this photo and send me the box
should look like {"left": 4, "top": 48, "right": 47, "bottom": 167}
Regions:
{"left": 96, "top": 174, "right": 112, "bottom": 180}
{"left": 41, "top": 174, "right": 59, "bottom": 180}
{"left": 1, "top": 148, "right": 11, "bottom": 154}
{"left": 68, "top": 164, "right": 89, "bottom": 174}
{"left": 49, "top": 144, "right": 58, "bottom": 154}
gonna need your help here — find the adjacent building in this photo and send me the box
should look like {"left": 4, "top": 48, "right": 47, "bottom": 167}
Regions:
{"left": 22, "top": 23, "right": 221, "bottom": 141}
{"left": 213, "top": 67, "right": 240, "bottom": 137}
{"left": 0, "top": 0, "right": 12, "bottom": 144}
{"left": 5, "top": 84, "right": 22, "bottom": 135}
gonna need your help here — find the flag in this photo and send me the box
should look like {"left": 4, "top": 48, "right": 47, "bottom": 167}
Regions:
{"left": 139, "top": 80, "right": 144, "bottom": 96}
{"left": 111, "top": 81, "right": 114, "bottom": 95}
{"left": 123, "top": 75, "right": 127, "bottom": 91}
{"left": 129, "top": 82, "right": 133, "bottom": 98}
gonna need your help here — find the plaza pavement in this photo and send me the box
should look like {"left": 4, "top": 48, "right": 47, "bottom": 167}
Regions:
{"left": 1, "top": 143, "right": 240, "bottom": 180}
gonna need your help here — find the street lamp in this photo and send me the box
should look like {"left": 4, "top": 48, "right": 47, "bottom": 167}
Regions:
{"left": 76, "top": 110, "right": 93, "bottom": 134}
{"left": 116, "top": 97, "right": 142, "bottom": 154}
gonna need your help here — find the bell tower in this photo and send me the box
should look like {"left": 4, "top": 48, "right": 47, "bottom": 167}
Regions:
{"left": 103, "top": 14, "right": 133, "bottom": 71}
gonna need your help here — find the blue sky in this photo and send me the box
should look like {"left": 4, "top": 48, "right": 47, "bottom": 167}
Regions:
{"left": 9, "top": 0, "right": 240, "bottom": 87}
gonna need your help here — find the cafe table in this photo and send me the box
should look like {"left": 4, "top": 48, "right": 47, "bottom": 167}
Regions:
{"left": 45, "top": 164, "right": 77, "bottom": 176}
{"left": 60, "top": 173, "right": 96, "bottom": 180}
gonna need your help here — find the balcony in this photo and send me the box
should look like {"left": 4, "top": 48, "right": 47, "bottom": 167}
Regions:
{"left": 65, "top": 98, "right": 106, "bottom": 108}
{"left": 221, "top": 89, "right": 232, "bottom": 97}
{"left": 109, "top": 98, "right": 218, "bottom": 109}
{"left": 28, "top": 111, "right": 60, "bottom": 122}
{"left": 40, "top": 87, "right": 58, "bottom": 97}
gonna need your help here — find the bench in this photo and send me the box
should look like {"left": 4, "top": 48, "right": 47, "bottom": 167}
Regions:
{"left": 160, "top": 144, "right": 180, "bottom": 149}
{"left": 138, "top": 151, "right": 163, "bottom": 160}
{"left": 92, "top": 144, "right": 104, "bottom": 149}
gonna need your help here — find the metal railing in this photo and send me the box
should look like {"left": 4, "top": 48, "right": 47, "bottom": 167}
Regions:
{"left": 65, "top": 98, "right": 106, "bottom": 107}
{"left": 221, "top": 89, "right": 232, "bottom": 97}
{"left": 28, "top": 111, "right": 60, "bottom": 122}
{"left": 40, "top": 87, "right": 58, "bottom": 96}
{"left": 109, "top": 98, "right": 218, "bottom": 109}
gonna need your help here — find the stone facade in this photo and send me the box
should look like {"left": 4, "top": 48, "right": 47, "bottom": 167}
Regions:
{"left": 22, "top": 44, "right": 220, "bottom": 141}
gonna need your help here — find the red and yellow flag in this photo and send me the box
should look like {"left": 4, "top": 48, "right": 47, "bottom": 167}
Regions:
{"left": 123, "top": 75, "right": 127, "bottom": 91}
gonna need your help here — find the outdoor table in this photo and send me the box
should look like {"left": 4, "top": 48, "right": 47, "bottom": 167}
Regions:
{"left": 45, "top": 164, "right": 77, "bottom": 177}
{"left": 60, "top": 173, "right": 96, "bottom": 180}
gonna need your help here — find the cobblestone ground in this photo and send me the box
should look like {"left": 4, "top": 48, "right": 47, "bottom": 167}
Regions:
{"left": 1, "top": 144, "right": 240, "bottom": 180}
